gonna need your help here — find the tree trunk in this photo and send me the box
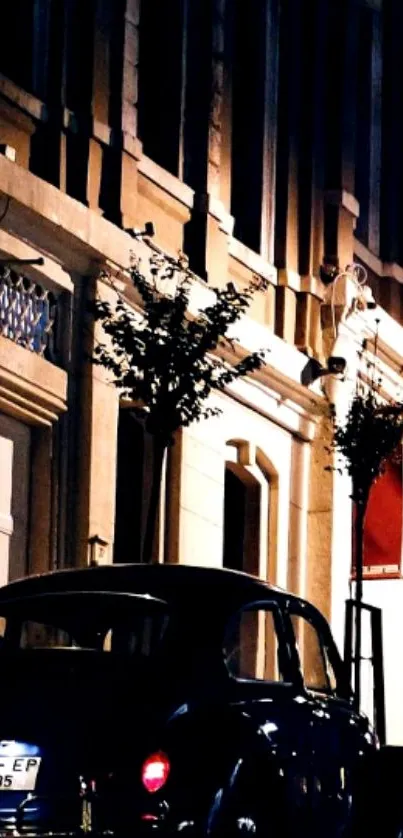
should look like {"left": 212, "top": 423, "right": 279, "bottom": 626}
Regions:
{"left": 141, "top": 435, "right": 167, "bottom": 564}
{"left": 353, "top": 497, "right": 368, "bottom": 710}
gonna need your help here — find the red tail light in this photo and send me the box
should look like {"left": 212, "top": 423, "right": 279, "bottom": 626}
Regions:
{"left": 141, "top": 752, "right": 170, "bottom": 793}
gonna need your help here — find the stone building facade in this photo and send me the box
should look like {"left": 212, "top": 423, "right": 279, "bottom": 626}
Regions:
{"left": 0, "top": 0, "right": 402, "bottom": 738}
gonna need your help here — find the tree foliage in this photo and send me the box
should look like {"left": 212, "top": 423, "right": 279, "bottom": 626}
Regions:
{"left": 328, "top": 344, "right": 403, "bottom": 710}
{"left": 330, "top": 390, "right": 403, "bottom": 505}
{"left": 91, "top": 250, "right": 268, "bottom": 443}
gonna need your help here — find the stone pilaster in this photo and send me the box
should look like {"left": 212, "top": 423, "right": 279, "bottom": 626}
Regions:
{"left": 183, "top": 0, "right": 233, "bottom": 285}
{"left": 99, "top": 0, "right": 141, "bottom": 226}
{"left": 306, "top": 413, "right": 334, "bottom": 622}
{"left": 74, "top": 276, "right": 120, "bottom": 567}
{"left": 205, "top": 0, "right": 233, "bottom": 287}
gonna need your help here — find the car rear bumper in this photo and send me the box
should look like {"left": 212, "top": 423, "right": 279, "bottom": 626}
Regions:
{"left": 0, "top": 792, "right": 200, "bottom": 837}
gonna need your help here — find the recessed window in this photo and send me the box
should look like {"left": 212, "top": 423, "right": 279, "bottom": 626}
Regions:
{"left": 230, "top": 0, "right": 278, "bottom": 255}
{"left": 0, "top": 0, "right": 52, "bottom": 99}
{"left": 138, "top": 0, "right": 186, "bottom": 176}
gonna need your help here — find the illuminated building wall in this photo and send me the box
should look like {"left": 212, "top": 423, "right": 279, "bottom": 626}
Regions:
{"left": 0, "top": 0, "right": 401, "bottom": 738}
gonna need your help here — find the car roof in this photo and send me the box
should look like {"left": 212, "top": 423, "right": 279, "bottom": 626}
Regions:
{"left": 0, "top": 564, "right": 292, "bottom": 616}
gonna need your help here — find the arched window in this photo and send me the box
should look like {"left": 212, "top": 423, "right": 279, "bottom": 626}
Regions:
{"left": 223, "top": 441, "right": 278, "bottom": 581}
{"left": 223, "top": 463, "right": 261, "bottom": 576}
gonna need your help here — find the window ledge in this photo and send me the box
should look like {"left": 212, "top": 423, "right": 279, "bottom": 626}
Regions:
{"left": 228, "top": 237, "right": 277, "bottom": 284}
{"left": 0, "top": 337, "right": 67, "bottom": 426}
{"left": 137, "top": 155, "right": 194, "bottom": 210}
{"left": 0, "top": 75, "right": 47, "bottom": 121}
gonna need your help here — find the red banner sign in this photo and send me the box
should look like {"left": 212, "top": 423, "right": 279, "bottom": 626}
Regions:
{"left": 352, "top": 453, "right": 403, "bottom": 580}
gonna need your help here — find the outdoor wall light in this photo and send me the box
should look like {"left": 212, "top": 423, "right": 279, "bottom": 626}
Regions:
{"left": 88, "top": 534, "right": 108, "bottom": 567}
{"left": 125, "top": 221, "right": 155, "bottom": 240}
{"left": 320, "top": 261, "right": 376, "bottom": 308}
{"left": 320, "top": 261, "right": 339, "bottom": 286}
{"left": 322, "top": 261, "right": 377, "bottom": 328}
{"left": 300, "top": 355, "right": 347, "bottom": 387}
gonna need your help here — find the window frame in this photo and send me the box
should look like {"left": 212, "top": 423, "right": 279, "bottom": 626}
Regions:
{"left": 285, "top": 600, "right": 351, "bottom": 701}
{"left": 0, "top": 590, "right": 170, "bottom": 659}
{"left": 222, "top": 598, "right": 296, "bottom": 687}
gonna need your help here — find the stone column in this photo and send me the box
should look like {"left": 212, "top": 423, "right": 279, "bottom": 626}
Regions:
{"left": 99, "top": 0, "right": 142, "bottom": 226}
{"left": 274, "top": 0, "right": 302, "bottom": 344}
{"left": 323, "top": 0, "right": 360, "bottom": 272}
{"left": 287, "top": 436, "right": 310, "bottom": 599}
{"left": 306, "top": 413, "right": 334, "bottom": 622}
{"left": 183, "top": 0, "right": 234, "bottom": 286}
{"left": 84, "top": 0, "right": 116, "bottom": 213}
{"left": 29, "top": 427, "right": 53, "bottom": 576}
{"left": 74, "top": 276, "right": 120, "bottom": 567}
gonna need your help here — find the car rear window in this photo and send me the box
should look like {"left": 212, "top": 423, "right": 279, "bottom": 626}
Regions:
{"left": 0, "top": 591, "right": 169, "bottom": 658}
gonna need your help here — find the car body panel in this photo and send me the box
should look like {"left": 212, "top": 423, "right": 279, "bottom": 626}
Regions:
{"left": 0, "top": 565, "right": 379, "bottom": 837}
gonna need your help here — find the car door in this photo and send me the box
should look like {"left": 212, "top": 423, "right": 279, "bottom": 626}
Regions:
{"left": 285, "top": 600, "right": 376, "bottom": 838}
{"left": 221, "top": 599, "right": 328, "bottom": 837}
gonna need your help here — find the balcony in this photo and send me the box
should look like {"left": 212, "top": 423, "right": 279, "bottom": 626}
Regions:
{"left": 0, "top": 266, "right": 68, "bottom": 425}
{"left": 0, "top": 267, "right": 59, "bottom": 363}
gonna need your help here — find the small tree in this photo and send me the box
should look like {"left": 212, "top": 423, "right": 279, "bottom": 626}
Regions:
{"left": 91, "top": 249, "right": 268, "bottom": 563}
{"left": 329, "top": 351, "right": 403, "bottom": 707}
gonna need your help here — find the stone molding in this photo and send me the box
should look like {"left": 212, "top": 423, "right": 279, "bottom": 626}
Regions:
{"left": 0, "top": 74, "right": 46, "bottom": 121}
{"left": 137, "top": 155, "right": 194, "bottom": 210}
{"left": 228, "top": 238, "right": 276, "bottom": 283}
{"left": 0, "top": 337, "right": 67, "bottom": 426}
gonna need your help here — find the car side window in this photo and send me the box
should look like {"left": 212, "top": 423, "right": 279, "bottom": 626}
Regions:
{"left": 223, "top": 605, "right": 284, "bottom": 682}
{"left": 291, "top": 613, "right": 337, "bottom": 693}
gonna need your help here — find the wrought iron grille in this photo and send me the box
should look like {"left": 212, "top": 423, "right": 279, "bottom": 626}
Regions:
{"left": 0, "top": 268, "right": 58, "bottom": 360}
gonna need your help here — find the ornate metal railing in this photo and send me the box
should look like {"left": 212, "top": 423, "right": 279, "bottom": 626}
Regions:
{"left": 0, "top": 268, "right": 58, "bottom": 361}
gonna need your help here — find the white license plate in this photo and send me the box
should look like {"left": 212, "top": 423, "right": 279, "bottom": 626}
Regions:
{"left": 0, "top": 757, "right": 41, "bottom": 791}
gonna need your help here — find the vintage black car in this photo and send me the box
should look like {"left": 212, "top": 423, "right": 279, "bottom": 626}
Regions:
{"left": 0, "top": 563, "right": 393, "bottom": 837}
